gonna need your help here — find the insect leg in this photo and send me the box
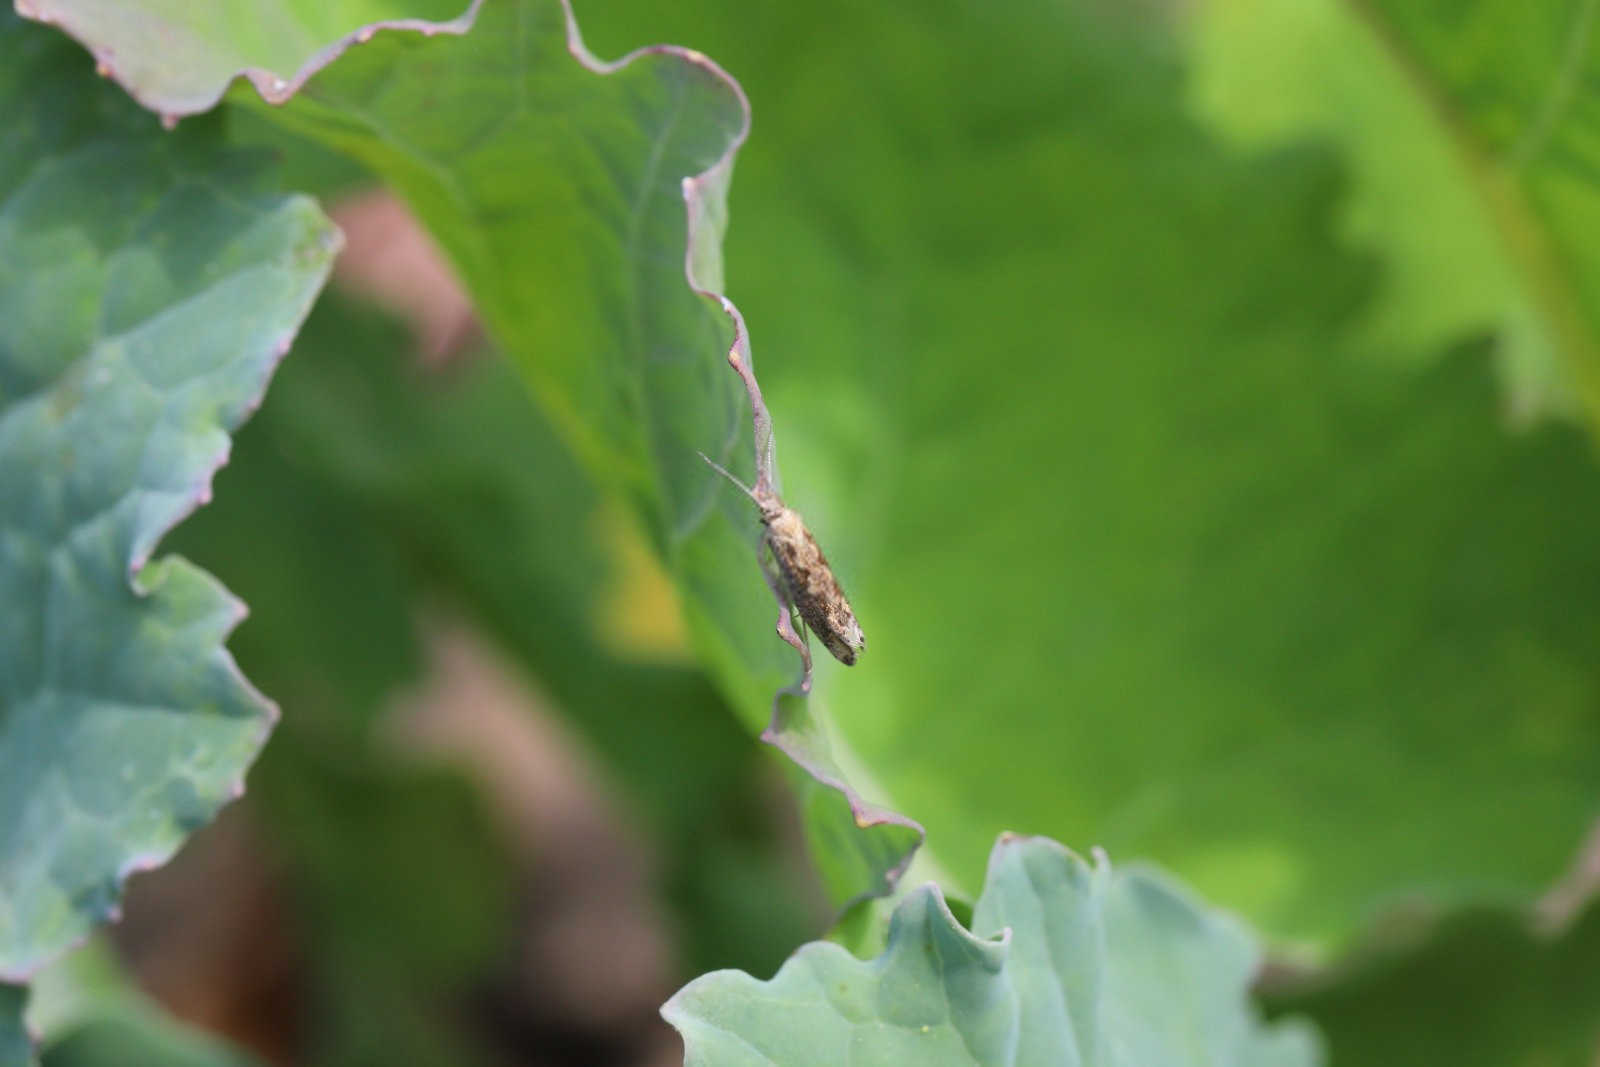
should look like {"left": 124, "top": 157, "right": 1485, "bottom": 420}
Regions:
{"left": 759, "top": 529, "right": 812, "bottom": 674}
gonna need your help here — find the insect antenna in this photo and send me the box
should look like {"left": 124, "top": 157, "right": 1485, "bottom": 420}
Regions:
{"left": 697, "top": 451, "right": 764, "bottom": 506}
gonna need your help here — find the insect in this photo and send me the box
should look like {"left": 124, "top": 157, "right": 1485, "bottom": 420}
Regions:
{"left": 699, "top": 452, "right": 865, "bottom": 666}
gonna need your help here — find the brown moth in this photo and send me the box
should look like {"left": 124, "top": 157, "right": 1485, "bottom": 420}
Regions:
{"left": 699, "top": 453, "right": 865, "bottom": 666}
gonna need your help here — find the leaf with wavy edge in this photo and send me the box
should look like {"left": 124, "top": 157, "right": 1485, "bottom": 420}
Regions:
{"left": 22, "top": 0, "right": 921, "bottom": 912}
{"left": 205, "top": 0, "right": 922, "bottom": 907}
{"left": 665, "top": 835, "right": 1321, "bottom": 1067}
{"left": 0, "top": 13, "right": 339, "bottom": 981}
{"left": 12, "top": 0, "right": 475, "bottom": 121}
{"left": 681, "top": 124, "right": 923, "bottom": 904}
{"left": 570, "top": 0, "right": 1600, "bottom": 945}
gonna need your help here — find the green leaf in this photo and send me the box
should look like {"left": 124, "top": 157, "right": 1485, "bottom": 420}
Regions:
{"left": 664, "top": 835, "right": 1320, "bottom": 1067}
{"left": 13, "top": 0, "right": 473, "bottom": 119}
{"left": 0, "top": 986, "right": 30, "bottom": 1067}
{"left": 1191, "top": 0, "right": 1600, "bottom": 422}
{"left": 230, "top": 0, "right": 922, "bottom": 908}
{"left": 1264, "top": 898, "right": 1600, "bottom": 1066}
{"left": 27, "top": 939, "right": 260, "bottom": 1067}
{"left": 43, "top": 1019, "right": 255, "bottom": 1067}
{"left": 0, "top": 13, "right": 338, "bottom": 980}
{"left": 572, "top": 0, "right": 1600, "bottom": 944}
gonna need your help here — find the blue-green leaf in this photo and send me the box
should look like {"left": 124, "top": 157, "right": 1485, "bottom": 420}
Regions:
{"left": 665, "top": 835, "right": 1320, "bottom": 1067}
{"left": 0, "top": 12, "right": 338, "bottom": 980}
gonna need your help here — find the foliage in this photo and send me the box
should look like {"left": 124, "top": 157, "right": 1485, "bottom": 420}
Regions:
{"left": 223, "top": 0, "right": 923, "bottom": 911}
{"left": 0, "top": 990, "right": 26, "bottom": 1067}
{"left": 164, "top": 296, "right": 822, "bottom": 1063}
{"left": 5, "top": 0, "right": 1600, "bottom": 1064}
{"left": 14, "top": 0, "right": 472, "bottom": 116}
{"left": 1265, "top": 898, "right": 1600, "bottom": 1065}
{"left": 0, "top": 9, "right": 335, "bottom": 984}
{"left": 579, "top": 0, "right": 1600, "bottom": 945}
{"left": 1192, "top": 0, "right": 1600, "bottom": 421}
{"left": 28, "top": 939, "right": 261, "bottom": 1067}
{"left": 668, "top": 835, "right": 1320, "bottom": 1067}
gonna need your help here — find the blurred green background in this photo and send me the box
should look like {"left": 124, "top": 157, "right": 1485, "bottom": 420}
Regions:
{"left": 14, "top": 0, "right": 1600, "bottom": 1063}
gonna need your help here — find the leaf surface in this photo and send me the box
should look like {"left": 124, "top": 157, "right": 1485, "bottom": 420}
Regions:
{"left": 27, "top": 939, "right": 260, "bottom": 1067}
{"left": 1193, "top": 0, "right": 1600, "bottom": 422}
{"left": 574, "top": 0, "right": 1600, "bottom": 943}
{"left": 14, "top": 0, "right": 473, "bottom": 118}
{"left": 0, "top": 986, "right": 29, "bottom": 1067}
{"left": 228, "top": 0, "right": 921, "bottom": 907}
{"left": 0, "top": 13, "right": 337, "bottom": 980}
{"left": 665, "top": 835, "right": 1320, "bottom": 1067}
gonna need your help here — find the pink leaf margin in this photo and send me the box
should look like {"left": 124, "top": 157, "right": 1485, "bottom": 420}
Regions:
{"left": 12, "top": 0, "right": 482, "bottom": 125}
